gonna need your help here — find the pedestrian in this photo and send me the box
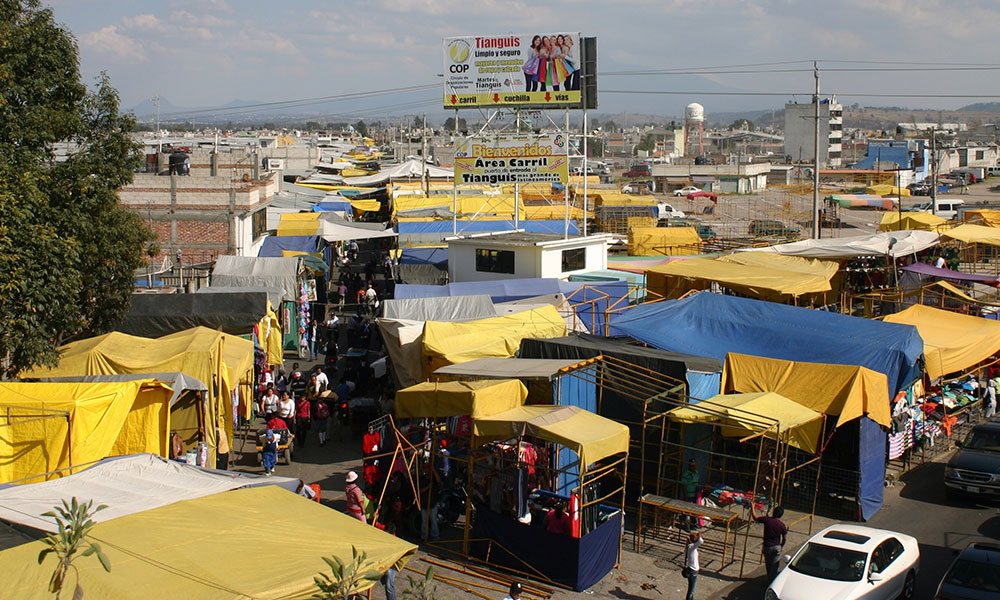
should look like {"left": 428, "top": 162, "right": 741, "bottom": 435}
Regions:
{"left": 260, "top": 383, "right": 280, "bottom": 420}
{"left": 313, "top": 365, "right": 329, "bottom": 390}
{"left": 310, "top": 319, "right": 319, "bottom": 361}
{"left": 680, "top": 459, "right": 700, "bottom": 529}
{"left": 381, "top": 565, "right": 397, "bottom": 600}
{"left": 987, "top": 380, "right": 997, "bottom": 419}
{"left": 502, "top": 581, "right": 523, "bottom": 600}
{"left": 349, "top": 239, "right": 360, "bottom": 262}
{"left": 338, "top": 282, "right": 347, "bottom": 311}
{"left": 294, "top": 392, "right": 311, "bottom": 449}
{"left": 261, "top": 429, "right": 278, "bottom": 476}
{"left": 314, "top": 394, "right": 331, "bottom": 446}
{"left": 751, "top": 504, "right": 787, "bottom": 581}
{"left": 289, "top": 370, "right": 307, "bottom": 400}
{"left": 683, "top": 531, "right": 702, "bottom": 600}
{"left": 345, "top": 471, "right": 366, "bottom": 523}
{"left": 278, "top": 391, "right": 296, "bottom": 431}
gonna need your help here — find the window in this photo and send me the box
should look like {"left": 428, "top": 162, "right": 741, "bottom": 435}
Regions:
{"left": 561, "top": 248, "right": 586, "bottom": 272}
{"left": 977, "top": 150, "right": 985, "bottom": 160}
{"left": 871, "top": 538, "right": 904, "bottom": 573}
{"left": 475, "top": 249, "right": 514, "bottom": 274}
{"left": 251, "top": 209, "right": 267, "bottom": 239}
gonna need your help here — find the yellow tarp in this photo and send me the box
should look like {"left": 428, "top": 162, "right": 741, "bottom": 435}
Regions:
{"left": 882, "top": 304, "right": 1000, "bottom": 379}
{"left": 667, "top": 392, "right": 824, "bottom": 453}
{"left": 646, "top": 254, "right": 837, "bottom": 300}
{"left": 276, "top": 212, "right": 321, "bottom": 236}
{"left": 721, "top": 353, "right": 891, "bottom": 428}
{"left": 629, "top": 227, "right": 703, "bottom": 256}
{"left": 867, "top": 184, "right": 910, "bottom": 197}
{"left": 351, "top": 199, "right": 382, "bottom": 213}
{"left": 394, "top": 194, "right": 523, "bottom": 218}
{"left": 879, "top": 212, "right": 949, "bottom": 232}
{"left": 0, "top": 380, "right": 172, "bottom": 484}
{"left": 0, "top": 485, "right": 416, "bottom": 600}
{"left": 523, "top": 205, "right": 591, "bottom": 220}
{"left": 421, "top": 306, "right": 567, "bottom": 377}
{"left": 395, "top": 379, "right": 528, "bottom": 419}
{"left": 942, "top": 223, "right": 1000, "bottom": 246}
{"left": 474, "top": 405, "right": 629, "bottom": 468}
{"left": 261, "top": 304, "right": 284, "bottom": 366}
{"left": 594, "top": 192, "right": 655, "bottom": 207}
{"left": 965, "top": 209, "right": 1000, "bottom": 227}
{"left": 22, "top": 327, "right": 254, "bottom": 468}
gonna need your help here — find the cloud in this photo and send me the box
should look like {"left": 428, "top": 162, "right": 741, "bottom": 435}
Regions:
{"left": 121, "top": 13, "right": 166, "bottom": 33}
{"left": 169, "top": 9, "right": 234, "bottom": 29}
{"left": 80, "top": 25, "right": 148, "bottom": 64}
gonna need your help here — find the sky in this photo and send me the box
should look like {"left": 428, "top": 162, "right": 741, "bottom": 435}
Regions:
{"left": 46, "top": 0, "right": 1000, "bottom": 120}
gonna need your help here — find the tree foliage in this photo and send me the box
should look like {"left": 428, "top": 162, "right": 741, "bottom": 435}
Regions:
{"left": 0, "top": 0, "right": 153, "bottom": 377}
{"left": 354, "top": 120, "right": 369, "bottom": 137}
{"left": 312, "top": 546, "right": 383, "bottom": 599}
{"left": 37, "top": 497, "right": 111, "bottom": 599}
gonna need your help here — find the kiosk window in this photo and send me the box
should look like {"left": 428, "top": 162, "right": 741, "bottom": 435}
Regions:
{"left": 476, "top": 249, "right": 514, "bottom": 274}
{"left": 562, "top": 248, "right": 586, "bottom": 272}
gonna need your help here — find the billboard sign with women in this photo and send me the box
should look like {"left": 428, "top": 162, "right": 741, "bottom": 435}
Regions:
{"left": 443, "top": 33, "right": 584, "bottom": 109}
{"left": 454, "top": 134, "right": 569, "bottom": 185}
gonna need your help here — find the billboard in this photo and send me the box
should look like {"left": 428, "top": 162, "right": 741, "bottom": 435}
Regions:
{"left": 454, "top": 134, "right": 569, "bottom": 185}
{"left": 444, "top": 34, "right": 583, "bottom": 109}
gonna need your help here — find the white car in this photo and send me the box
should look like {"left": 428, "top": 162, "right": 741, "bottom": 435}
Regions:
{"left": 673, "top": 185, "right": 702, "bottom": 197}
{"left": 766, "top": 524, "right": 919, "bottom": 600}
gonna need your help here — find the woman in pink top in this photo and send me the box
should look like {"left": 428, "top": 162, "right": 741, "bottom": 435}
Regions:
{"left": 344, "top": 471, "right": 366, "bottom": 523}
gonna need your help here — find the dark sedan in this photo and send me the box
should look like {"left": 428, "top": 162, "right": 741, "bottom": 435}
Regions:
{"left": 944, "top": 421, "right": 1000, "bottom": 499}
{"left": 934, "top": 542, "right": 1000, "bottom": 599}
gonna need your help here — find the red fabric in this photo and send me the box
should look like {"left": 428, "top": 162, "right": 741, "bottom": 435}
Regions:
{"left": 544, "top": 509, "right": 572, "bottom": 535}
{"left": 454, "top": 416, "right": 472, "bottom": 436}
{"left": 308, "top": 484, "right": 321, "bottom": 503}
{"left": 267, "top": 417, "right": 288, "bottom": 430}
{"left": 363, "top": 463, "right": 381, "bottom": 485}
{"left": 520, "top": 443, "right": 537, "bottom": 476}
{"left": 363, "top": 431, "right": 381, "bottom": 454}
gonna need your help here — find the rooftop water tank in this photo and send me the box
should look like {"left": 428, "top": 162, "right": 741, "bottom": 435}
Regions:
{"left": 685, "top": 102, "right": 705, "bottom": 123}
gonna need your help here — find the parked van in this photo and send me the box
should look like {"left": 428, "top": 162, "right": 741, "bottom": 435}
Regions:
{"left": 908, "top": 198, "right": 964, "bottom": 220}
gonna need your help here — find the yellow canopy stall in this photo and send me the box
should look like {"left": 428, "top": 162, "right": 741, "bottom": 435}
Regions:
{"left": 0, "top": 380, "right": 172, "bottom": 484}
{"left": 421, "top": 305, "right": 567, "bottom": 377}
{"left": 883, "top": 304, "right": 1000, "bottom": 379}
{"left": 667, "top": 392, "right": 824, "bottom": 453}
{"left": 351, "top": 199, "right": 382, "bottom": 213}
{"left": 628, "top": 227, "right": 703, "bottom": 256}
{"left": 867, "top": 184, "right": 910, "bottom": 197}
{"left": 964, "top": 209, "right": 1000, "bottom": 227}
{"left": 942, "top": 223, "right": 1000, "bottom": 246}
{"left": 0, "top": 485, "right": 416, "bottom": 600}
{"left": 276, "top": 212, "right": 323, "bottom": 236}
{"left": 721, "top": 353, "right": 891, "bottom": 428}
{"left": 879, "top": 212, "right": 949, "bottom": 232}
{"left": 473, "top": 405, "right": 629, "bottom": 469}
{"left": 645, "top": 253, "right": 838, "bottom": 301}
{"left": 395, "top": 379, "right": 528, "bottom": 419}
{"left": 22, "top": 327, "right": 254, "bottom": 468}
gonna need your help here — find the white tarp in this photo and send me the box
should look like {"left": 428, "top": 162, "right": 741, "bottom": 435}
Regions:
{"left": 341, "top": 159, "right": 454, "bottom": 187}
{"left": 314, "top": 218, "right": 397, "bottom": 243}
{"left": 0, "top": 454, "right": 300, "bottom": 533}
{"left": 382, "top": 295, "right": 496, "bottom": 322}
{"left": 745, "top": 230, "right": 939, "bottom": 259}
{"left": 211, "top": 255, "right": 300, "bottom": 301}
{"left": 377, "top": 318, "right": 426, "bottom": 388}
{"left": 434, "top": 357, "right": 588, "bottom": 380}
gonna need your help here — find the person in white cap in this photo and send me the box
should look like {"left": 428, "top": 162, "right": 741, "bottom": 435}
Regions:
{"left": 345, "top": 471, "right": 366, "bottom": 523}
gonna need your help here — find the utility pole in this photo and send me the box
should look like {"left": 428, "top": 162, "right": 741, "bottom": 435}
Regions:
{"left": 421, "top": 113, "right": 428, "bottom": 197}
{"left": 931, "top": 130, "right": 938, "bottom": 214}
{"left": 812, "top": 61, "right": 821, "bottom": 239}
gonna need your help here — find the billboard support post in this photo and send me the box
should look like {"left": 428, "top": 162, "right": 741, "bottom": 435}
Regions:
{"left": 453, "top": 108, "right": 459, "bottom": 236}
{"left": 583, "top": 108, "right": 589, "bottom": 237}
{"left": 515, "top": 107, "right": 520, "bottom": 230}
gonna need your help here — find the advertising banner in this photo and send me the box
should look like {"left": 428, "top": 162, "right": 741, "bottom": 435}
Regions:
{"left": 454, "top": 134, "right": 569, "bottom": 185}
{"left": 444, "top": 33, "right": 582, "bottom": 109}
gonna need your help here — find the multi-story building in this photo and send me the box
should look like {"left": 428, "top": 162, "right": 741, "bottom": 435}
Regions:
{"left": 783, "top": 96, "right": 843, "bottom": 168}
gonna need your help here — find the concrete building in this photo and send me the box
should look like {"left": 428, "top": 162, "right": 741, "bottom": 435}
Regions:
{"left": 650, "top": 163, "right": 772, "bottom": 194}
{"left": 119, "top": 168, "right": 279, "bottom": 266}
{"left": 447, "top": 232, "right": 610, "bottom": 282}
{"left": 851, "top": 140, "right": 931, "bottom": 184}
{"left": 783, "top": 97, "right": 843, "bottom": 168}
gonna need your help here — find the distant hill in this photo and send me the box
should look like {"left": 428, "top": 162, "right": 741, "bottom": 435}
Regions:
{"left": 957, "top": 102, "right": 1000, "bottom": 112}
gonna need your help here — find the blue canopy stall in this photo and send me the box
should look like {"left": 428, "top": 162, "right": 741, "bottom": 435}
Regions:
{"left": 611, "top": 292, "right": 925, "bottom": 521}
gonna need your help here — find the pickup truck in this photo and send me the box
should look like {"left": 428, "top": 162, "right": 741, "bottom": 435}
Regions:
{"left": 657, "top": 202, "right": 685, "bottom": 220}
{"left": 623, "top": 165, "right": 651, "bottom": 178}
{"left": 944, "top": 420, "right": 1000, "bottom": 500}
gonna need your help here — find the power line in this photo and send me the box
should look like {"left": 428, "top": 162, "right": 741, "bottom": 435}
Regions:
{"left": 601, "top": 89, "right": 1000, "bottom": 99}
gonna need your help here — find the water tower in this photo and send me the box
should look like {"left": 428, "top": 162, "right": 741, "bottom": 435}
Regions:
{"left": 684, "top": 102, "right": 705, "bottom": 157}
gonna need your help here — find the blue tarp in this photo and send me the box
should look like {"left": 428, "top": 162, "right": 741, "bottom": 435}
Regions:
{"left": 257, "top": 235, "right": 321, "bottom": 258}
{"left": 859, "top": 416, "right": 886, "bottom": 520}
{"left": 312, "top": 201, "right": 352, "bottom": 212}
{"left": 396, "top": 220, "right": 579, "bottom": 235}
{"left": 612, "top": 293, "right": 923, "bottom": 395}
{"left": 399, "top": 248, "right": 448, "bottom": 266}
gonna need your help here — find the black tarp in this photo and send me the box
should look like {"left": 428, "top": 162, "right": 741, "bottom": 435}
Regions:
{"left": 119, "top": 292, "right": 270, "bottom": 337}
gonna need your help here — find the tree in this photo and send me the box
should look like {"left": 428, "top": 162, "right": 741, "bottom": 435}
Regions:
{"left": 442, "top": 116, "right": 467, "bottom": 131}
{"left": 0, "top": 0, "right": 153, "bottom": 377}
{"left": 37, "top": 498, "right": 111, "bottom": 599}
{"left": 354, "top": 120, "right": 369, "bottom": 137}
{"left": 402, "top": 566, "right": 443, "bottom": 599}
{"left": 603, "top": 120, "right": 619, "bottom": 132}
{"left": 730, "top": 118, "right": 753, "bottom": 131}
{"left": 312, "top": 546, "right": 383, "bottom": 599}
{"left": 588, "top": 137, "right": 604, "bottom": 157}
{"left": 305, "top": 120, "right": 322, "bottom": 131}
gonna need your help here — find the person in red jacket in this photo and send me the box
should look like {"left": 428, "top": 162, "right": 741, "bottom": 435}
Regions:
{"left": 294, "top": 395, "right": 311, "bottom": 450}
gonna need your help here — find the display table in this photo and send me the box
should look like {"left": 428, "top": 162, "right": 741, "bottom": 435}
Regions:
{"left": 634, "top": 494, "right": 741, "bottom": 568}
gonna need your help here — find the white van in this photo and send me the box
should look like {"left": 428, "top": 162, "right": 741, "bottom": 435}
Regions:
{"left": 909, "top": 198, "right": 963, "bottom": 220}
